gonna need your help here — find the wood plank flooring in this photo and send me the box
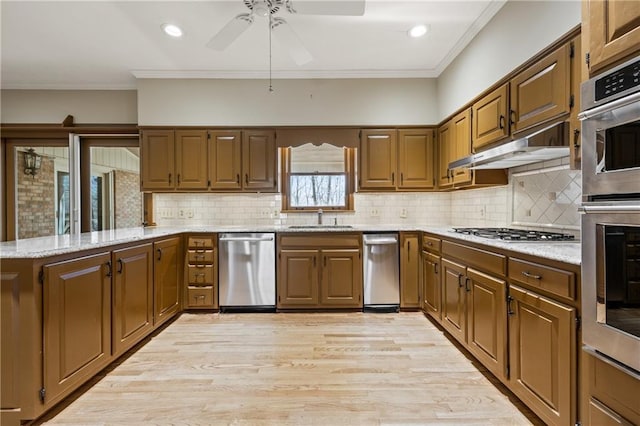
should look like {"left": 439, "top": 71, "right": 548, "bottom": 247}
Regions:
{"left": 36, "top": 312, "right": 542, "bottom": 425}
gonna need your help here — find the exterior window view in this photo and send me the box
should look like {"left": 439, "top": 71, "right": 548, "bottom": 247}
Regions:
{"left": 1, "top": 1, "right": 640, "bottom": 426}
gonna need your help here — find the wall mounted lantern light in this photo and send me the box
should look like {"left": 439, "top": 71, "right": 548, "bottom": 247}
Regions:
{"left": 23, "top": 148, "right": 42, "bottom": 176}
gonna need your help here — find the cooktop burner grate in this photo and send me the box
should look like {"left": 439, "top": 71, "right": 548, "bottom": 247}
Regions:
{"left": 452, "top": 227, "right": 575, "bottom": 241}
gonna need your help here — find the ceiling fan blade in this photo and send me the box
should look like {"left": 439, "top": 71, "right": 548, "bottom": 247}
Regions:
{"left": 207, "top": 13, "right": 254, "bottom": 50}
{"left": 286, "top": 0, "right": 365, "bottom": 16}
{"left": 271, "top": 18, "right": 313, "bottom": 65}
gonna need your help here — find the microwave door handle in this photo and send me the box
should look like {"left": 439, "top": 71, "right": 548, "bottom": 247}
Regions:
{"left": 578, "top": 91, "right": 640, "bottom": 120}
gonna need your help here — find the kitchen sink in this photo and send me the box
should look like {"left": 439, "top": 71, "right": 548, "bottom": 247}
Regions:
{"left": 287, "top": 225, "right": 354, "bottom": 229}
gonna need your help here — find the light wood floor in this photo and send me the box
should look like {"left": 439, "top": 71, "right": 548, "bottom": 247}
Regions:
{"left": 37, "top": 312, "right": 542, "bottom": 425}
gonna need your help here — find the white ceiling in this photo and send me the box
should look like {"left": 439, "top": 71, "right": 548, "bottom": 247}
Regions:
{"left": 1, "top": 0, "right": 506, "bottom": 90}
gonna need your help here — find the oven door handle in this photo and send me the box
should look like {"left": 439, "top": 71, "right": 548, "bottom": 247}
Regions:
{"left": 578, "top": 91, "right": 640, "bottom": 120}
{"left": 579, "top": 204, "right": 640, "bottom": 214}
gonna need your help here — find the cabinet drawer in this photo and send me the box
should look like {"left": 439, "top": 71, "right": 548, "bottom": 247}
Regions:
{"left": 279, "top": 234, "right": 361, "bottom": 249}
{"left": 187, "top": 264, "right": 214, "bottom": 284}
{"left": 508, "top": 258, "right": 575, "bottom": 301}
{"left": 188, "top": 236, "right": 214, "bottom": 249}
{"left": 442, "top": 240, "right": 506, "bottom": 276}
{"left": 422, "top": 236, "right": 441, "bottom": 253}
{"left": 187, "top": 249, "right": 214, "bottom": 264}
{"left": 187, "top": 286, "right": 214, "bottom": 307}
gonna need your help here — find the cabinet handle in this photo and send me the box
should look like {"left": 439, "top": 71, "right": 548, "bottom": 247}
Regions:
{"left": 236, "top": 174, "right": 240, "bottom": 184}
{"left": 522, "top": 271, "right": 542, "bottom": 280}
{"left": 434, "top": 262, "right": 438, "bottom": 274}
{"left": 457, "top": 273, "right": 464, "bottom": 288}
{"left": 313, "top": 256, "right": 316, "bottom": 267}
{"left": 499, "top": 115, "right": 505, "bottom": 129}
{"left": 507, "top": 296, "right": 515, "bottom": 315}
{"left": 245, "top": 174, "right": 249, "bottom": 185}
{"left": 177, "top": 174, "right": 181, "bottom": 185}
{"left": 324, "top": 256, "right": 327, "bottom": 267}
{"left": 105, "top": 261, "right": 112, "bottom": 277}
{"left": 117, "top": 258, "right": 123, "bottom": 274}
{"left": 400, "top": 173, "right": 404, "bottom": 185}
{"left": 168, "top": 173, "right": 172, "bottom": 185}
{"left": 573, "top": 129, "right": 581, "bottom": 148}
{"left": 157, "top": 248, "right": 162, "bottom": 261}
{"left": 510, "top": 110, "right": 516, "bottom": 127}
{"left": 391, "top": 172, "right": 395, "bottom": 185}
{"left": 465, "top": 277, "right": 471, "bottom": 292}
{"left": 407, "top": 241, "right": 410, "bottom": 261}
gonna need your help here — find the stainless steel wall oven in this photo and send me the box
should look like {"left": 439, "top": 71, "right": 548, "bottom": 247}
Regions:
{"left": 580, "top": 55, "right": 640, "bottom": 373}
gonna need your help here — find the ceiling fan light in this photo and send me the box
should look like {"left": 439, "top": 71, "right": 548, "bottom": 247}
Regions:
{"left": 253, "top": 0, "right": 270, "bottom": 17}
{"left": 162, "top": 23, "right": 183, "bottom": 38}
{"left": 408, "top": 24, "right": 428, "bottom": 38}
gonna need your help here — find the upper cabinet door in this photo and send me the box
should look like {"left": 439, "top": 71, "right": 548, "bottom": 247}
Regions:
{"left": 359, "top": 129, "right": 398, "bottom": 190}
{"left": 397, "top": 129, "right": 435, "bottom": 190}
{"left": 175, "top": 130, "right": 208, "bottom": 190}
{"left": 587, "top": 0, "right": 640, "bottom": 75}
{"left": 437, "top": 122, "right": 452, "bottom": 189}
{"left": 510, "top": 44, "right": 571, "bottom": 134}
{"left": 472, "top": 84, "right": 509, "bottom": 151}
{"left": 451, "top": 109, "right": 472, "bottom": 186}
{"left": 208, "top": 130, "right": 242, "bottom": 191}
{"left": 141, "top": 130, "right": 175, "bottom": 190}
{"left": 242, "top": 130, "right": 277, "bottom": 192}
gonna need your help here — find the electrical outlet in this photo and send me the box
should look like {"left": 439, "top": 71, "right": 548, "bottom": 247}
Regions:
{"left": 178, "top": 209, "right": 185, "bottom": 219}
{"left": 185, "top": 208, "right": 194, "bottom": 219}
{"left": 479, "top": 205, "right": 486, "bottom": 217}
{"left": 369, "top": 208, "right": 380, "bottom": 217}
{"left": 525, "top": 209, "right": 532, "bottom": 217}
{"left": 158, "top": 208, "right": 174, "bottom": 219}
{"left": 271, "top": 209, "right": 280, "bottom": 218}
{"left": 399, "top": 208, "right": 408, "bottom": 218}
{"left": 260, "top": 209, "right": 271, "bottom": 218}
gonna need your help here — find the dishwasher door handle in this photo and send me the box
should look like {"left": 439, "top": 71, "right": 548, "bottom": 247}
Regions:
{"left": 364, "top": 239, "right": 398, "bottom": 246}
{"left": 220, "top": 237, "right": 275, "bottom": 242}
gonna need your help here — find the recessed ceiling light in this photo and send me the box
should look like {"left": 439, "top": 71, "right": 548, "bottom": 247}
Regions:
{"left": 162, "top": 23, "right": 183, "bottom": 38}
{"left": 408, "top": 24, "right": 428, "bottom": 38}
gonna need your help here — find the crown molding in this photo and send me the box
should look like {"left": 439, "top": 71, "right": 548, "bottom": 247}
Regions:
{"left": 131, "top": 68, "right": 439, "bottom": 80}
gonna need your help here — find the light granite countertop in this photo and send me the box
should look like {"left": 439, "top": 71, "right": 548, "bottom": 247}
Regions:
{"left": 0, "top": 225, "right": 582, "bottom": 265}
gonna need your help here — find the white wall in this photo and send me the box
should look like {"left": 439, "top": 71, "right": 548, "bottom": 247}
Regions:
{"left": 437, "top": 0, "right": 581, "bottom": 120}
{"left": 1, "top": 90, "right": 138, "bottom": 124}
{"left": 137, "top": 78, "right": 438, "bottom": 126}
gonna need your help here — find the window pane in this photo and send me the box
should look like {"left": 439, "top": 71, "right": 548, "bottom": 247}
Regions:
{"left": 15, "top": 146, "right": 70, "bottom": 239}
{"left": 90, "top": 146, "right": 141, "bottom": 230}
{"left": 289, "top": 174, "right": 346, "bottom": 208}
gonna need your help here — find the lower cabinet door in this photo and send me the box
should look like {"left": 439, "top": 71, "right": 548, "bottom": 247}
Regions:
{"left": 466, "top": 268, "right": 507, "bottom": 381}
{"left": 400, "top": 233, "right": 420, "bottom": 308}
{"left": 320, "top": 249, "right": 362, "bottom": 308}
{"left": 43, "top": 252, "right": 112, "bottom": 408}
{"left": 153, "top": 237, "right": 181, "bottom": 327}
{"left": 441, "top": 258, "right": 466, "bottom": 344}
{"left": 508, "top": 285, "right": 576, "bottom": 426}
{"left": 422, "top": 251, "right": 441, "bottom": 322}
{"left": 112, "top": 244, "right": 153, "bottom": 357}
{"left": 278, "top": 249, "right": 320, "bottom": 308}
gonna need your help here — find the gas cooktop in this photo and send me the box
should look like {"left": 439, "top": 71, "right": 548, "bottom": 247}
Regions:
{"left": 452, "top": 227, "right": 575, "bottom": 241}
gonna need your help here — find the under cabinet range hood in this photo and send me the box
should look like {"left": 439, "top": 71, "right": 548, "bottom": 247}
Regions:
{"left": 449, "top": 122, "right": 570, "bottom": 170}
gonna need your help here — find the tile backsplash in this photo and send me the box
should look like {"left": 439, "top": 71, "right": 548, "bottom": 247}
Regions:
{"left": 154, "top": 158, "right": 581, "bottom": 232}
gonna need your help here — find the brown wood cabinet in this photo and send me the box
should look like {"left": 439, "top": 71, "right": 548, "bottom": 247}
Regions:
{"left": 472, "top": 84, "right": 510, "bottom": 151}
{"left": 581, "top": 349, "right": 640, "bottom": 426}
{"left": 277, "top": 233, "right": 362, "bottom": 309}
{"left": 141, "top": 129, "right": 175, "bottom": 190}
{"left": 208, "top": 130, "right": 242, "bottom": 190}
{"left": 184, "top": 234, "right": 217, "bottom": 309}
{"left": 153, "top": 237, "right": 181, "bottom": 327}
{"left": 1, "top": 272, "right": 20, "bottom": 421}
{"left": 242, "top": 129, "right": 277, "bottom": 192}
{"left": 360, "top": 128, "right": 434, "bottom": 191}
{"left": 437, "top": 122, "right": 453, "bottom": 189}
{"left": 112, "top": 244, "right": 154, "bottom": 357}
{"left": 421, "top": 235, "right": 442, "bottom": 322}
{"left": 585, "top": 0, "right": 640, "bottom": 75}
{"left": 43, "top": 253, "right": 113, "bottom": 408}
{"left": 441, "top": 258, "right": 467, "bottom": 342}
{"left": 141, "top": 129, "right": 208, "bottom": 191}
{"left": 450, "top": 109, "right": 472, "bottom": 186}
{"left": 400, "top": 232, "right": 420, "bottom": 308}
{"left": 507, "top": 285, "right": 576, "bottom": 426}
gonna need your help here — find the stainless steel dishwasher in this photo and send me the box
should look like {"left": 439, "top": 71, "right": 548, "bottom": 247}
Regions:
{"left": 363, "top": 233, "right": 400, "bottom": 312}
{"left": 219, "top": 233, "right": 276, "bottom": 312}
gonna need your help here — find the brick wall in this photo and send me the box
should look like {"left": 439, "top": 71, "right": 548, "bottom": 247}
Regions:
{"left": 17, "top": 154, "right": 56, "bottom": 238}
{"left": 115, "top": 169, "right": 141, "bottom": 228}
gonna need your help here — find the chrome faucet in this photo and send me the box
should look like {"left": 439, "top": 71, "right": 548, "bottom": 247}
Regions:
{"left": 317, "top": 209, "right": 323, "bottom": 225}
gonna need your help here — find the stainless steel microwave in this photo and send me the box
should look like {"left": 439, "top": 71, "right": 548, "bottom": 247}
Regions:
{"left": 580, "top": 55, "right": 640, "bottom": 199}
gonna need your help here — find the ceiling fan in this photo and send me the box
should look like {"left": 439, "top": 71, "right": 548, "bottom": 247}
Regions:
{"left": 207, "top": 0, "right": 366, "bottom": 65}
